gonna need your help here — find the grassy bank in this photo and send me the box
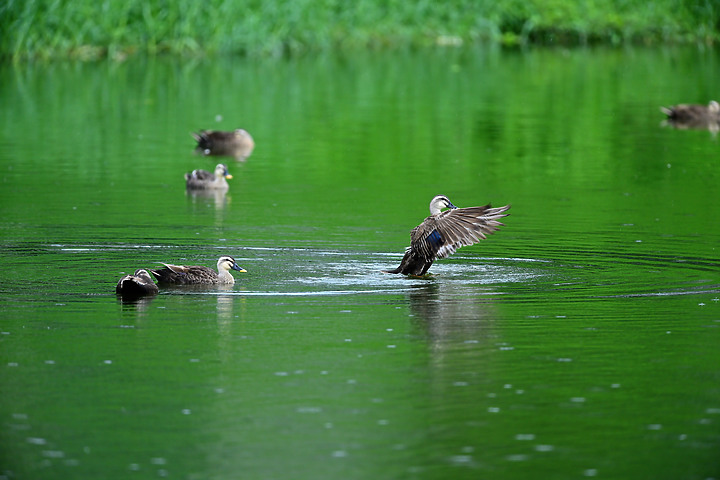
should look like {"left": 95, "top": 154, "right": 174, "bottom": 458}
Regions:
{"left": 1, "top": 0, "right": 718, "bottom": 60}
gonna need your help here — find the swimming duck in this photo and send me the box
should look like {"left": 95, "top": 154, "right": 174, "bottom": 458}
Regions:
{"left": 192, "top": 129, "right": 255, "bottom": 161}
{"left": 383, "top": 195, "right": 510, "bottom": 276}
{"left": 116, "top": 269, "right": 159, "bottom": 297}
{"left": 661, "top": 100, "right": 720, "bottom": 127}
{"left": 185, "top": 163, "right": 232, "bottom": 190}
{"left": 150, "top": 255, "right": 246, "bottom": 285}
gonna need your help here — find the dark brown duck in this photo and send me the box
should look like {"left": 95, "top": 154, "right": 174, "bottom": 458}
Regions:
{"left": 185, "top": 163, "right": 233, "bottom": 190}
{"left": 116, "top": 269, "right": 159, "bottom": 298}
{"left": 384, "top": 195, "right": 510, "bottom": 276}
{"left": 151, "top": 255, "right": 246, "bottom": 285}
{"left": 192, "top": 129, "right": 255, "bottom": 161}
{"left": 661, "top": 100, "right": 720, "bottom": 127}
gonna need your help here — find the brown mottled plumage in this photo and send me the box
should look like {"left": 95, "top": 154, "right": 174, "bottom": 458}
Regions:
{"left": 185, "top": 163, "right": 232, "bottom": 190}
{"left": 384, "top": 195, "right": 510, "bottom": 276}
{"left": 116, "top": 269, "right": 159, "bottom": 298}
{"left": 150, "top": 255, "right": 246, "bottom": 285}
{"left": 661, "top": 100, "right": 720, "bottom": 128}
{"left": 192, "top": 129, "right": 255, "bottom": 161}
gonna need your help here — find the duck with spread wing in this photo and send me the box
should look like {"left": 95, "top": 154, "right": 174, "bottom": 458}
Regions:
{"left": 383, "top": 195, "right": 510, "bottom": 276}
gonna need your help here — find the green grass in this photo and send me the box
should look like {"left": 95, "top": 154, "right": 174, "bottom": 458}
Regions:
{"left": 1, "top": 0, "right": 718, "bottom": 60}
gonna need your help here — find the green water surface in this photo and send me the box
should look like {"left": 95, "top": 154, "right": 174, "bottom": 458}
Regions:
{"left": 1, "top": 47, "right": 719, "bottom": 479}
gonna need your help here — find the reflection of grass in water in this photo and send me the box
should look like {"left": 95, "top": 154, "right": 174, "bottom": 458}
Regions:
{"left": 2, "top": 0, "right": 718, "bottom": 60}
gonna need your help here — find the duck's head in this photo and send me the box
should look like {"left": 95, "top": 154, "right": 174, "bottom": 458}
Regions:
{"left": 709, "top": 100, "right": 720, "bottom": 114}
{"left": 214, "top": 164, "right": 233, "bottom": 180}
{"left": 133, "top": 269, "right": 154, "bottom": 283}
{"left": 429, "top": 195, "right": 457, "bottom": 215}
{"left": 218, "top": 255, "right": 247, "bottom": 273}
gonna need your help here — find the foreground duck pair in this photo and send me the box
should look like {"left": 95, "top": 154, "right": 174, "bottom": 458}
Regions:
{"left": 116, "top": 256, "right": 246, "bottom": 299}
{"left": 116, "top": 195, "right": 510, "bottom": 297}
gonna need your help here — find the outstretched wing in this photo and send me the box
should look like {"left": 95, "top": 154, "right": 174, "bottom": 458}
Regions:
{"left": 410, "top": 204, "right": 510, "bottom": 261}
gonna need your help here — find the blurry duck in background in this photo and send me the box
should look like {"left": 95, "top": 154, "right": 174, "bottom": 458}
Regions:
{"left": 192, "top": 129, "right": 255, "bottom": 161}
{"left": 185, "top": 163, "right": 233, "bottom": 190}
{"left": 116, "top": 269, "right": 159, "bottom": 298}
{"left": 661, "top": 100, "right": 720, "bottom": 131}
{"left": 151, "top": 255, "right": 246, "bottom": 285}
{"left": 383, "top": 195, "right": 510, "bottom": 277}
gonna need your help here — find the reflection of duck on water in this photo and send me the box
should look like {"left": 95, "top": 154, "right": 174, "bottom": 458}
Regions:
{"left": 661, "top": 100, "right": 720, "bottom": 132}
{"left": 186, "top": 186, "right": 230, "bottom": 211}
{"left": 384, "top": 195, "right": 510, "bottom": 276}
{"left": 405, "top": 282, "right": 499, "bottom": 349}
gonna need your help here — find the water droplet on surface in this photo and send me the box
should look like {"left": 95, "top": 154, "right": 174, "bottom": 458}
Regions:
{"left": 449, "top": 455, "right": 473, "bottom": 464}
{"left": 42, "top": 450, "right": 65, "bottom": 458}
{"left": 297, "top": 407, "right": 322, "bottom": 413}
{"left": 506, "top": 454, "right": 528, "bottom": 462}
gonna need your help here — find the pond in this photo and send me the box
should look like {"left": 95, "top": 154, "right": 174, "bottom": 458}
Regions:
{"left": 1, "top": 46, "right": 719, "bottom": 479}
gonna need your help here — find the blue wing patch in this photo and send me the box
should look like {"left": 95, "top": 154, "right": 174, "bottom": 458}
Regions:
{"left": 426, "top": 229, "right": 443, "bottom": 247}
